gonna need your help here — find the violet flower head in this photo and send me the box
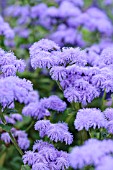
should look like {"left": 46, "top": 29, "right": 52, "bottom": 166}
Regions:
{"left": 1, "top": 132, "right": 11, "bottom": 143}
{"left": 35, "top": 120, "right": 73, "bottom": 144}
{"left": 32, "top": 163, "right": 49, "bottom": 170}
{"left": 50, "top": 66, "right": 67, "bottom": 81}
{"left": 23, "top": 140, "right": 69, "bottom": 170}
{"left": 22, "top": 102, "right": 50, "bottom": 119}
{"left": 69, "top": 139, "right": 113, "bottom": 169}
{"left": 0, "top": 76, "right": 33, "bottom": 108}
{"left": 64, "top": 82, "right": 100, "bottom": 105}
{"left": 30, "top": 39, "right": 60, "bottom": 69}
{"left": 18, "top": 137, "right": 30, "bottom": 150}
{"left": 0, "top": 49, "right": 25, "bottom": 77}
{"left": 40, "top": 95, "right": 67, "bottom": 112}
{"left": 1, "top": 129, "right": 29, "bottom": 150}
{"left": 103, "top": 108, "right": 113, "bottom": 121}
{"left": 74, "top": 108, "right": 107, "bottom": 131}
{"left": 29, "top": 39, "right": 60, "bottom": 56}
{"left": 96, "top": 156, "right": 113, "bottom": 170}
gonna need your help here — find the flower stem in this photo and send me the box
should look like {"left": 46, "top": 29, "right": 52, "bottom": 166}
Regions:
{"left": 101, "top": 90, "right": 106, "bottom": 111}
{"left": 8, "top": 131, "right": 23, "bottom": 156}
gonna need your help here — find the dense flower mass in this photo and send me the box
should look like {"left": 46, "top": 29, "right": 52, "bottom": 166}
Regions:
{"left": 22, "top": 95, "right": 66, "bottom": 119}
{"left": 1, "top": 128, "right": 30, "bottom": 150}
{"left": 1, "top": 0, "right": 113, "bottom": 170}
{"left": 0, "top": 76, "right": 33, "bottom": 108}
{"left": 35, "top": 120, "right": 73, "bottom": 144}
{"left": 0, "top": 48, "right": 25, "bottom": 77}
{"left": 74, "top": 108, "right": 107, "bottom": 130}
{"left": 0, "top": 15, "right": 15, "bottom": 47}
{"left": 69, "top": 139, "right": 113, "bottom": 169}
{"left": 23, "top": 140, "right": 69, "bottom": 170}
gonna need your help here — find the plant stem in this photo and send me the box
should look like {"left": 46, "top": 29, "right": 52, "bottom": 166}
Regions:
{"left": 26, "top": 120, "right": 35, "bottom": 132}
{"left": 101, "top": 90, "right": 106, "bottom": 111}
{"left": 8, "top": 131, "right": 23, "bottom": 156}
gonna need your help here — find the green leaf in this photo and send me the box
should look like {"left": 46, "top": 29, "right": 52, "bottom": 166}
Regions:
{"left": 3, "top": 108, "right": 18, "bottom": 114}
{"left": 0, "top": 124, "right": 13, "bottom": 132}
{"left": 21, "top": 165, "right": 31, "bottom": 170}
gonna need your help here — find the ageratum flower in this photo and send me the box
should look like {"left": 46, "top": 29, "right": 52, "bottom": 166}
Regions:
{"left": 29, "top": 39, "right": 60, "bottom": 56}
{"left": 103, "top": 108, "right": 113, "bottom": 121}
{"left": 1, "top": 132, "right": 11, "bottom": 143}
{"left": 35, "top": 120, "right": 73, "bottom": 144}
{"left": 96, "top": 156, "right": 113, "bottom": 170}
{"left": 0, "top": 76, "right": 33, "bottom": 108}
{"left": 74, "top": 108, "right": 107, "bottom": 131}
{"left": 0, "top": 49, "right": 25, "bottom": 77}
{"left": 69, "top": 139, "right": 113, "bottom": 169}
{"left": 32, "top": 163, "right": 49, "bottom": 170}
{"left": 0, "top": 15, "right": 15, "bottom": 39}
{"left": 40, "top": 95, "right": 67, "bottom": 112}
{"left": 22, "top": 102, "right": 50, "bottom": 119}
{"left": 1, "top": 129, "right": 29, "bottom": 150}
{"left": 64, "top": 83, "right": 99, "bottom": 105}
{"left": 106, "top": 120, "right": 113, "bottom": 134}
{"left": 50, "top": 66, "right": 67, "bottom": 81}
{"left": 23, "top": 140, "right": 69, "bottom": 170}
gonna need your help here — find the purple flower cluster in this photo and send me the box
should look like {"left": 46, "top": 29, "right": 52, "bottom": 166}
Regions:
{"left": 0, "top": 48, "right": 25, "bottom": 77}
{"left": 30, "top": 39, "right": 113, "bottom": 105}
{"left": 4, "top": 0, "right": 113, "bottom": 47}
{"left": 0, "top": 76, "right": 33, "bottom": 108}
{"left": 22, "top": 95, "right": 66, "bottom": 119}
{"left": 1, "top": 128, "right": 30, "bottom": 150}
{"left": 35, "top": 120, "right": 73, "bottom": 145}
{"left": 74, "top": 107, "right": 113, "bottom": 135}
{"left": 69, "top": 139, "right": 113, "bottom": 169}
{"left": 0, "top": 114, "right": 23, "bottom": 125}
{"left": 23, "top": 140, "right": 69, "bottom": 170}
{"left": 74, "top": 108, "right": 107, "bottom": 131}
{"left": 0, "top": 15, "right": 15, "bottom": 46}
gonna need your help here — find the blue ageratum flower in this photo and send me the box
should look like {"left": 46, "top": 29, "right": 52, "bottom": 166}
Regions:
{"left": 23, "top": 140, "right": 69, "bottom": 170}
{"left": 50, "top": 66, "right": 67, "bottom": 81}
{"left": 35, "top": 120, "right": 73, "bottom": 145}
{"left": 96, "top": 156, "right": 113, "bottom": 170}
{"left": 0, "top": 76, "right": 33, "bottom": 108}
{"left": 64, "top": 82, "right": 99, "bottom": 105}
{"left": 22, "top": 95, "right": 66, "bottom": 119}
{"left": 69, "top": 139, "right": 113, "bottom": 169}
{"left": 29, "top": 39, "right": 60, "bottom": 69}
{"left": 1, "top": 128, "right": 30, "bottom": 150}
{"left": 0, "top": 48, "right": 25, "bottom": 77}
{"left": 40, "top": 95, "right": 67, "bottom": 112}
{"left": 103, "top": 108, "right": 113, "bottom": 121}
{"left": 74, "top": 108, "right": 107, "bottom": 131}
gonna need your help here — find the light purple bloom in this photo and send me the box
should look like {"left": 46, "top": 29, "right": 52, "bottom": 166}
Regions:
{"left": 40, "top": 95, "right": 67, "bottom": 112}
{"left": 74, "top": 108, "right": 107, "bottom": 131}
{"left": 103, "top": 108, "right": 113, "bottom": 121}
{"left": 69, "top": 139, "right": 113, "bottom": 169}
{"left": 1, "top": 132, "right": 11, "bottom": 143}
{"left": 35, "top": 120, "right": 73, "bottom": 144}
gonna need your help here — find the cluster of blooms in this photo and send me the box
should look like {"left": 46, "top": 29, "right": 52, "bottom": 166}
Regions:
{"left": 0, "top": 76, "right": 33, "bottom": 108}
{"left": 23, "top": 140, "right": 69, "bottom": 170}
{"left": 30, "top": 39, "right": 113, "bottom": 105}
{"left": 4, "top": 0, "right": 113, "bottom": 47}
{"left": 1, "top": 128, "right": 30, "bottom": 150}
{"left": 69, "top": 138, "right": 113, "bottom": 170}
{"left": 22, "top": 95, "right": 66, "bottom": 119}
{"left": 0, "top": 113, "right": 23, "bottom": 125}
{"left": 35, "top": 120, "right": 73, "bottom": 144}
{"left": 74, "top": 108, "right": 113, "bottom": 134}
{"left": 0, "top": 15, "right": 15, "bottom": 47}
{"left": 0, "top": 48, "right": 25, "bottom": 77}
